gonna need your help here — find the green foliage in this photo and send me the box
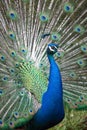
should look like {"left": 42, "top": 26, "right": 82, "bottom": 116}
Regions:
{"left": 49, "top": 107, "right": 87, "bottom": 130}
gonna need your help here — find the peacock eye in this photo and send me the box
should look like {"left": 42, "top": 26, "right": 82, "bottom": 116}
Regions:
{"left": 67, "top": 99, "right": 71, "bottom": 102}
{"left": 69, "top": 72, "right": 77, "bottom": 79}
{"left": 74, "top": 25, "right": 85, "bottom": 34}
{"left": 20, "top": 89, "right": 25, "bottom": 96}
{"left": 83, "top": 48, "right": 86, "bottom": 50}
{"left": 0, "top": 90, "right": 3, "bottom": 95}
{"left": 0, "top": 120, "right": 3, "bottom": 126}
{"left": 29, "top": 109, "right": 32, "bottom": 112}
{"left": 11, "top": 69, "right": 14, "bottom": 72}
{"left": 1, "top": 56, "right": 4, "bottom": 59}
{"left": 3, "top": 76, "right": 8, "bottom": 81}
{"left": 8, "top": 31, "right": 16, "bottom": 40}
{"left": 80, "top": 61, "right": 82, "bottom": 64}
{"left": 77, "top": 28, "right": 80, "bottom": 32}
{"left": 0, "top": 56, "right": 5, "bottom": 61}
{"left": 75, "top": 103, "right": 77, "bottom": 106}
{"left": 7, "top": 9, "right": 18, "bottom": 20}
{"left": 13, "top": 112, "right": 19, "bottom": 118}
{"left": 41, "top": 16, "right": 46, "bottom": 20}
{"left": 66, "top": 6, "right": 70, "bottom": 11}
{"left": 12, "top": 52, "right": 14, "bottom": 55}
{"left": 10, "top": 34, "right": 13, "bottom": 37}
{"left": 15, "top": 62, "right": 19, "bottom": 67}
{"left": 4, "top": 77, "right": 6, "bottom": 80}
{"left": 10, "top": 13, "right": 15, "bottom": 17}
{"left": 58, "top": 52, "right": 60, "bottom": 56}
{"left": 22, "top": 49, "right": 25, "bottom": 52}
{"left": 63, "top": 2, "right": 74, "bottom": 13}
{"left": 51, "top": 33, "right": 61, "bottom": 41}
{"left": 9, "top": 121, "right": 14, "bottom": 128}
{"left": 81, "top": 45, "right": 87, "bottom": 53}
{"left": 40, "top": 15, "right": 47, "bottom": 21}
{"left": 29, "top": 109, "right": 34, "bottom": 115}
{"left": 40, "top": 12, "right": 49, "bottom": 22}
{"left": 53, "top": 35, "right": 57, "bottom": 39}
{"left": 80, "top": 96, "right": 84, "bottom": 100}
{"left": 10, "top": 122, "right": 12, "bottom": 125}
{"left": 21, "top": 49, "right": 27, "bottom": 55}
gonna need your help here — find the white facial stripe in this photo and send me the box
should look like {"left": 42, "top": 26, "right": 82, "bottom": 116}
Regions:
{"left": 49, "top": 46, "right": 55, "bottom": 52}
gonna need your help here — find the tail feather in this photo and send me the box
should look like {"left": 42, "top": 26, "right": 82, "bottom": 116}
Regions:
{"left": 0, "top": 0, "right": 87, "bottom": 129}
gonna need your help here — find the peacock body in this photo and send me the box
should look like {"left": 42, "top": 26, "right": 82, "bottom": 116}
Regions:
{"left": 0, "top": 0, "right": 87, "bottom": 130}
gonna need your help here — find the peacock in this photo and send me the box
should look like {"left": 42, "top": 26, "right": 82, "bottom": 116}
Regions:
{"left": 0, "top": 0, "right": 87, "bottom": 130}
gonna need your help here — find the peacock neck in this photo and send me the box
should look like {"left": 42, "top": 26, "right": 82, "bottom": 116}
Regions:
{"left": 47, "top": 54, "right": 63, "bottom": 97}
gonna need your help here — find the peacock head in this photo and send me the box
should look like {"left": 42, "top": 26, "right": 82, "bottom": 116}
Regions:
{"left": 47, "top": 43, "right": 58, "bottom": 55}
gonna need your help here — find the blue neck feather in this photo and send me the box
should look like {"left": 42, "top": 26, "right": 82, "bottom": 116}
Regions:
{"left": 27, "top": 53, "right": 64, "bottom": 130}
{"left": 47, "top": 54, "right": 63, "bottom": 96}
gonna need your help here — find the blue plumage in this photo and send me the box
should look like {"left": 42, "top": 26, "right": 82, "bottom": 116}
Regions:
{"left": 0, "top": 0, "right": 87, "bottom": 129}
{"left": 26, "top": 43, "right": 65, "bottom": 130}
{"left": 41, "top": 33, "right": 50, "bottom": 39}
